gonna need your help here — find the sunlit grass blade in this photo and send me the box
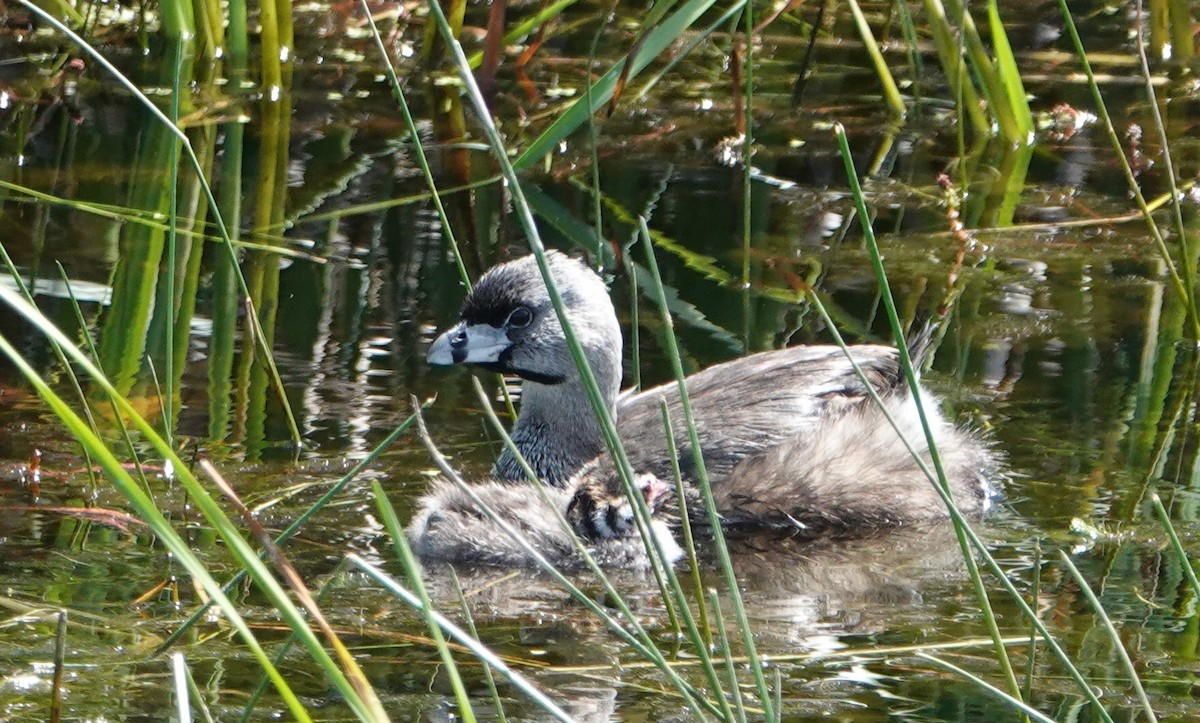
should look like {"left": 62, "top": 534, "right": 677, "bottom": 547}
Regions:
{"left": 1058, "top": 551, "right": 1158, "bottom": 722}
{"left": 360, "top": 0, "right": 471, "bottom": 290}
{"left": 449, "top": 568, "right": 509, "bottom": 723}
{"left": 708, "top": 591, "right": 748, "bottom": 722}
{"left": 918, "top": 653, "right": 1057, "bottom": 723}
{"left": 639, "top": 219, "right": 777, "bottom": 720}
{"left": 827, "top": 124, "right": 1112, "bottom": 722}
{"left": 1132, "top": 0, "right": 1197, "bottom": 316}
{"left": 348, "top": 553, "right": 576, "bottom": 722}
{"left": 512, "top": 0, "right": 725, "bottom": 169}
{"left": 832, "top": 122, "right": 1024, "bottom": 703}
{"left": 659, "top": 400, "right": 714, "bottom": 648}
{"left": 158, "top": 406, "right": 427, "bottom": 653}
{"left": 845, "top": 0, "right": 905, "bottom": 118}
{"left": 372, "top": 479, "right": 476, "bottom": 722}
{"left": 921, "top": 0, "right": 988, "bottom": 139}
{"left": 1150, "top": 494, "right": 1200, "bottom": 606}
{"left": 0, "top": 284, "right": 392, "bottom": 719}
{"left": 238, "top": 560, "right": 353, "bottom": 722}
{"left": 0, "top": 290, "right": 313, "bottom": 722}
{"left": 170, "top": 652, "right": 191, "bottom": 723}
{"left": 415, "top": 8, "right": 728, "bottom": 715}
{"left": 985, "top": 0, "right": 1033, "bottom": 141}
{"left": 204, "top": 461, "right": 390, "bottom": 721}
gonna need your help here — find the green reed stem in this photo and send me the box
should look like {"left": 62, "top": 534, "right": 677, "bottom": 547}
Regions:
{"left": 1133, "top": 0, "right": 1196, "bottom": 309}
{"left": 833, "top": 124, "right": 1024, "bottom": 709}
{"left": 709, "top": 591, "right": 749, "bottom": 722}
{"left": 921, "top": 0, "right": 988, "bottom": 142}
{"left": 417, "top": 11, "right": 717, "bottom": 711}
{"left": 226, "top": 0, "right": 248, "bottom": 75}
{"left": 414, "top": 398, "right": 719, "bottom": 719}
{"left": 0, "top": 291, "right": 314, "bottom": 722}
{"left": 918, "top": 653, "right": 1057, "bottom": 723}
{"left": 659, "top": 401, "right": 713, "bottom": 648}
{"left": 1058, "top": 551, "right": 1158, "bottom": 722}
{"left": 373, "top": 482, "right": 475, "bottom": 723}
{"left": 360, "top": 0, "right": 471, "bottom": 290}
{"left": 807, "top": 288, "right": 1112, "bottom": 722}
{"left": 450, "top": 568, "right": 508, "bottom": 723}
{"left": 985, "top": 0, "right": 1033, "bottom": 141}
{"left": 165, "top": 40, "right": 183, "bottom": 447}
{"left": 1057, "top": 0, "right": 1198, "bottom": 337}
{"left": 350, "top": 554, "right": 575, "bottom": 721}
{"left": 157, "top": 0, "right": 195, "bottom": 42}
{"left": 584, "top": 4, "right": 605, "bottom": 260}
{"left": 0, "top": 249, "right": 103, "bottom": 488}
{"left": 463, "top": 381, "right": 722, "bottom": 716}
{"left": 846, "top": 0, "right": 905, "bottom": 118}
{"left": 652, "top": 403, "right": 735, "bottom": 718}
{"left": 238, "top": 559, "right": 350, "bottom": 722}
{"left": 640, "top": 220, "right": 776, "bottom": 720}
{"left": 157, "top": 407, "right": 425, "bottom": 653}
{"left": 1151, "top": 494, "right": 1200, "bottom": 606}
{"left": 1023, "top": 541, "right": 1041, "bottom": 704}
{"left": 739, "top": 0, "right": 755, "bottom": 351}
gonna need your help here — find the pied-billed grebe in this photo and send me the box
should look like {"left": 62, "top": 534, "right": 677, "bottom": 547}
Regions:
{"left": 426, "top": 251, "right": 997, "bottom": 538}
{"left": 407, "top": 471, "right": 682, "bottom": 571}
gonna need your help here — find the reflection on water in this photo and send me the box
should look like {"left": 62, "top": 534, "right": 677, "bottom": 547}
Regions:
{"left": 2, "top": 1, "right": 1200, "bottom": 720}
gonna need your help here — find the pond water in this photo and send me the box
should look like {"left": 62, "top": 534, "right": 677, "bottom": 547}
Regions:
{"left": 1, "top": 1, "right": 1199, "bottom": 720}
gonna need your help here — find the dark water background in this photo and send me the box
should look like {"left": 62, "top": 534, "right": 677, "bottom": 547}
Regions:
{"left": 1, "top": 1, "right": 1199, "bottom": 719}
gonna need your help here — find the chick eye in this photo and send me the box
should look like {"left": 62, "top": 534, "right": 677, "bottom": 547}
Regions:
{"left": 507, "top": 306, "right": 533, "bottom": 328}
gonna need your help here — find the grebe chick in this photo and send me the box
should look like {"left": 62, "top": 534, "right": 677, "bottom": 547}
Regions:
{"left": 408, "top": 472, "right": 682, "bottom": 571}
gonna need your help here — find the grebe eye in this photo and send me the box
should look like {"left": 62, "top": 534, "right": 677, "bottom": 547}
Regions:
{"left": 507, "top": 306, "right": 533, "bottom": 328}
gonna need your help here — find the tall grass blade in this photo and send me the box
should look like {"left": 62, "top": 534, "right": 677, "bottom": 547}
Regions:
{"left": 513, "top": 0, "right": 726, "bottom": 169}
{"left": 1133, "top": 0, "right": 1197, "bottom": 308}
{"left": 349, "top": 554, "right": 577, "bottom": 721}
{"left": 0, "top": 289, "right": 313, "bottom": 722}
{"left": 414, "top": 397, "right": 719, "bottom": 717}
{"left": 846, "top": 0, "right": 905, "bottom": 118}
{"left": 203, "top": 461, "right": 390, "bottom": 721}
{"left": 709, "top": 591, "right": 748, "bottom": 722}
{"left": 1056, "top": 0, "right": 1198, "bottom": 336}
{"left": 985, "top": 0, "right": 1033, "bottom": 141}
{"left": 1058, "top": 551, "right": 1158, "bottom": 722}
{"left": 158, "top": 407, "right": 426, "bottom": 652}
{"left": 806, "top": 287, "right": 1112, "bottom": 721}
{"left": 450, "top": 568, "right": 509, "bottom": 723}
{"left": 832, "top": 123, "right": 1025, "bottom": 707}
{"left": 918, "top": 653, "right": 1057, "bottom": 723}
{"left": 372, "top": 480, "right": 475, "bottom": 722}
{"left": 415, "top": 12, "right": 724, "bottom": 716}
{"left": 1150, "top": 494, "right": 1200, "bottom": 605}
{"left": 360, "top": 1, "right": 472, "bottom": 289}
{"left": 171, "top": 653, "right": 192, "bottom": 723}
{"left": 640, "top": 220, "right": 777, "bottom": 720}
